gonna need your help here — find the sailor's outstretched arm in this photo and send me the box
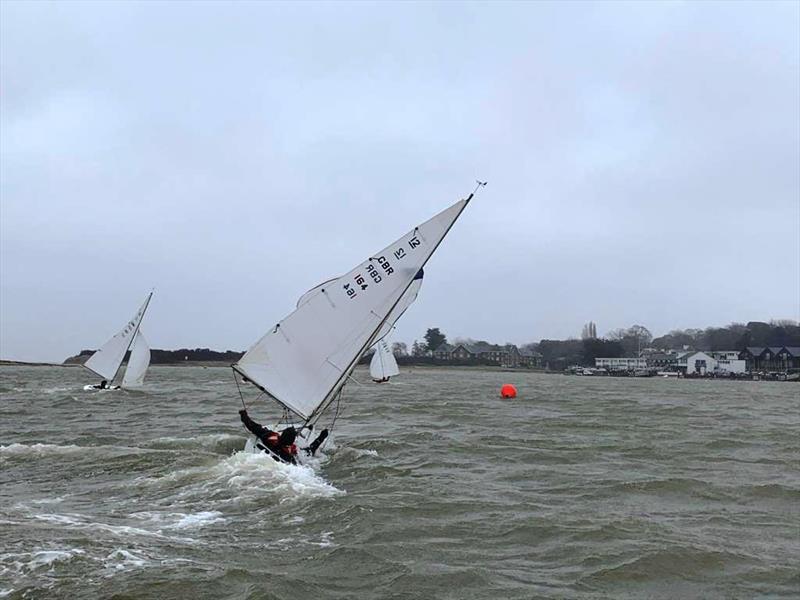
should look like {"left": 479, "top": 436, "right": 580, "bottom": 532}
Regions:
{"left": 239, "top": 409, "right": 267, "bottom": 437}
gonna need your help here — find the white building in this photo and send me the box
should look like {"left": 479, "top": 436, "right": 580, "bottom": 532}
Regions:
{"left": 595, "top": 357, "right": 647, "bottom": 370}
{"left": 711, "top": 351, "right": 740, "bottom": 361}
{"left": 677, "top": 351, "right": 746, "bottom": 375}
{"left": 677, "top": 351, "right": 715, "bottom": 375}
{"left": 712, "top": 358, "right": 747, "bottom": 374}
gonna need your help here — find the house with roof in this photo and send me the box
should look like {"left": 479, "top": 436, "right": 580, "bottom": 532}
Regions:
{"left": 432, "top": 343, "right": 454, "bottom": 360}
{"left": 676, "top": 351, "right": 716, "bottom": 375}
{"left": 435, "top": 341, "right": 536, "bottom": 368}
{"left": 519, "top": 348, "right": 542, "bottom": 367}
{"left": 739, "top": 347, "right": 800, "bottom": 371}
{"left": 676, "top": 351, "right": 746, "bottom": 375}
{"left": 595, "top": 357, "right": 647, "bottom": 371}
{"left": 645, "top": 352, "right": 678, "bottom": 369}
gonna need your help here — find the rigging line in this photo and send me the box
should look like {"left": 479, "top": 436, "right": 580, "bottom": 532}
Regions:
{"left": 346, "top": 372, "right": 364, "bottom": 386}
{"left": 317, "top": 388, "right": 343, "bottom": 453}
{"left": 232, "top": 367, "right": 247, "bottom": 411}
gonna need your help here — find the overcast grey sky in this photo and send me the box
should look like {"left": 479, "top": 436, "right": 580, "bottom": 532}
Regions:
{"left": 1, "top": 1, "right": 798, "bottom": 362}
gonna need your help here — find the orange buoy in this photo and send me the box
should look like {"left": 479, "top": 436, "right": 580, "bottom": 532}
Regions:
{"left": 500, "top": 384, "right": 517, "bottom": 398}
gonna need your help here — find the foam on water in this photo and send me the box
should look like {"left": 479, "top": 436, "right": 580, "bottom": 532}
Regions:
{"left": 0, "top": 548, "right": 86, "bottom": 574}
{"left": 129, "top": 510, "right": 226, "bottom": 530}
{"left": 0, "top": 443, "right": 85, "bottom": 456}
{"left": 204, "top": 450, "right": 343, "bottom": 503}
{"left": 103, "top": 549, "right": 148, "bottom": 571}
{"left": 142, "top": 433, "right": 243, "bottom": 454}
{"left": 30, "top": 512, "right": 198, "bottom": 545}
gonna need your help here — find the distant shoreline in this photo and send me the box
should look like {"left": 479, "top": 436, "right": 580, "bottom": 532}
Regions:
{"left": 0, "top": 359, "right": 234, "bottom": 368}
{"left": 0, "top": 359, "right": 545, "bottom": 373}
{"left": 0, "top": 360, "right": 81, "bottom": 367}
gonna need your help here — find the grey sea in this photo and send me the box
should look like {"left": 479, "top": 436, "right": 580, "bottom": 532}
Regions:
{"left": 1, "top": 365, "right": 798, "bottom": 599}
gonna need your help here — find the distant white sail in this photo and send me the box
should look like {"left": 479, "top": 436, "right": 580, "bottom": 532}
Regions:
{"left": 85, "top": 292, "right": 153, "bottom": 381}
{"left": 370, "top": 339, "right": 399, "bottom": 381}
{"left": 374, "top": 269, "right": 423, "bottom": 342}
{"left": 121, "top": 331, "right": 150, "bottom": 388}
{"left": 235, "top": 197, "right": 470, "bottom": 422}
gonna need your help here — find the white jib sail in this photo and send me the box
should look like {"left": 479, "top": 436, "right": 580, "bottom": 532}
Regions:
{"left": 235, "top": 197, "right": 470, "bottom": 421}
{"left": 85, "top": 292, "right": 153, "bottom": 381}
{"left": 374, "top": 268, "right": 423, "bottom": 342}
{"left": 370, "top": 339, "right": 399, "bottom": 381}
{"left": 121, "top": 331, "right": 151, "bottom": 388}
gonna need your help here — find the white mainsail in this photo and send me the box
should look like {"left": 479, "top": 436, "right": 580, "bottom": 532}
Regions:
{"left": 301, "top": 270, "right": 423, "bottom": 340}
{"left": 370, "top": 339, "right": 399, "bottom": 381}
{"left": 296, "top": 278, "right": 338, "bottom": 308}
{"left": 84, "top": 292, "right": 153, "bottom": 382}
{"left": 121, "top": 331, "right": 151, "bottom": 388}
{"left": 234, "top": 196, "right": 470, "bottom": 422}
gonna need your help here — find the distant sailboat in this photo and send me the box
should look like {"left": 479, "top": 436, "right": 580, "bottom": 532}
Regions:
{"left": 233, "top": 190, "right": 476, "bottom": 463}
{"left": 83, "top": 292, "right": 153, "bottom": 390}
{"left": 369, "top": 268, "right": 424, "bottom": 383}
{"left": 370, "top": 339, "right": 399, "bottom": 383}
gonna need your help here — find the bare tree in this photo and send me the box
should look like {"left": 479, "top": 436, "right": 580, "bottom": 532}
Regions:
{"left": 391, "top": 342, "right": 408, "bottom": 357}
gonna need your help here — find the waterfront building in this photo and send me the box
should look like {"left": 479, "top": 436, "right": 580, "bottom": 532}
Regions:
{"left": 645, "top": 352, "right": 678, "bottom": 369}
{"left": 432, "top": 343, "right": 453, "bottom": 360}
{"left": 739, "top": 347, "right": 800, "bottom": 371}
{"left": 595, "top": 357, "right": 647, "bottom": 370}
{"left": 677, "top": 351, "right": 746, "bottom": 375}
{"left": 434, "top": 342, "right": 538, "bottom": 368}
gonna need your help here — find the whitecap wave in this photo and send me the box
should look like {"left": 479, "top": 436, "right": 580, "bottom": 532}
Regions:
{"left": 214, "top": 451, "right": 343, "bottom": 503}
{"left": 43, "top": 386, "right": 77, "bottom": 395}
{"left": 142, "top": 433, "right": 242, "bottom": 453}
{"left": 31, "top": 512, "right": 197, "bottom": 544}
{"left": 136, "top": 450, "right": 343, "bottom": 507}
{"left": 104, "top": 549, "right": 148, "bottom": 571}
{"left": 129, "top": 510, "right": 225, "bottom": 530}
{"left": 0, "top": 548, "right": 85, "bottom": 576}
{"left": 0, "top": 443, "right": 85, "bottom": 457}
{"left": 354, "top": 449, "right": 379, "bottom": 458}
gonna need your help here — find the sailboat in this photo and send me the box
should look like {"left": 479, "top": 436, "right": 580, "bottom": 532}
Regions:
{"left": 233, "top": 187, "right": 478, "bottom": 463}
{"left": 370, "top": 339, "right": 399, "bottom": 383}
{"left": 369, "top": 266, "right": 424, "bottom": 383}
{"left": 83, "top": 291, "right": 153, "bottom": 390}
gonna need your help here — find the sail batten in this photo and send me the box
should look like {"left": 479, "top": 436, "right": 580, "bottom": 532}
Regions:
{"left": 84, "top": 292, "right": 153, "bottom": 382}
{"left": 235, "top": 197, "right": 470, "bottom": 422}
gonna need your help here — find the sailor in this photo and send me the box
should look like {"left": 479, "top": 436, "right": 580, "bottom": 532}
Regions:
{"left": 95, "top": 380, "right": 109, "bottom": 390}
{"left": 239, "top": 409, "right": 298, "bottom": 464}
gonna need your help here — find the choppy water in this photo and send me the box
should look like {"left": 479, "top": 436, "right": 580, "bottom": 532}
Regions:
{"left": 1, "top": 365, "right": 798, "bottom": 599}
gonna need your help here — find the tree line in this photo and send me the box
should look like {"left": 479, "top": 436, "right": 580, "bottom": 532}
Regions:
{"left": 67, "top": 321, "right": 800, "bottom": 368}
{"left": 528, "top": 320, "right": 800, "bottom": 370}
{"left": 388, "top": 321, "right": 800, "bottom": 370}
{"left": 67, "top": 348, "right": 244, "bottom": 365}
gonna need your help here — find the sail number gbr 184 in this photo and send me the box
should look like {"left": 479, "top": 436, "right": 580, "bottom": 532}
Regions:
{"left": 343, "top": 234, "right": 422, "bottom": 300}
